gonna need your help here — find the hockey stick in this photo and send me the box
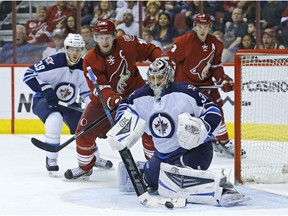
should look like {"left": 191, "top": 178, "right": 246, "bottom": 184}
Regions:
{"left": 31, "top": 107, "right": 116, "bottom": 152}
{"left": 87, "top": 66, "right": 186, "bottom": 209}
{"left": 58, "top": 101, "right": 84, "bottom": 112}
{"left": 197, "top": 84, "right": 223, "bottom": 89}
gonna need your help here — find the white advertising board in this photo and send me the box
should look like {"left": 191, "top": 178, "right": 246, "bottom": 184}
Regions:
{"left": 14, "top": 67, "right": 38, "bottom": 119}
{"left": 0, "top": 67, "right": 12, "bottom": 118}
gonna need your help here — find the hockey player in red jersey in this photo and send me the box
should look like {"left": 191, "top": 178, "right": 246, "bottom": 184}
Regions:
{"left": 64, "top": 19, "right": 162, "bottom": 179}
{"left": 166, "top": 13, "right": 245, "bottom": 158}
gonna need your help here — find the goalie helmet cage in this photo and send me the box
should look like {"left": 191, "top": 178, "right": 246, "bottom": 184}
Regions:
{"left": 234, "top": 49, "right": 288, "bottom": 184}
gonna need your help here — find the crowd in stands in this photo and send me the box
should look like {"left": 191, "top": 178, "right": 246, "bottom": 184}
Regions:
{"left": 1, "top": 0, "right": 288, "bottom": 64}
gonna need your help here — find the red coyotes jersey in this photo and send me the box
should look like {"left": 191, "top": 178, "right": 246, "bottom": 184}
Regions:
{"left": 166, "top": 32, "right": 225, "bottom": 86}
{"left": 83, "top": 35, "right": 162, "bottom": 105}
{"left": 46, "top": 5, "right": 72, "bottom": 28}
{"left": 25, "top": 20, "right": 53, "bottom": 43}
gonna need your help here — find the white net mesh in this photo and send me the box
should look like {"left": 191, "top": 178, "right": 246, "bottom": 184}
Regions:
{"left": 239, "top": 54, "right": 288, "bottom": 183}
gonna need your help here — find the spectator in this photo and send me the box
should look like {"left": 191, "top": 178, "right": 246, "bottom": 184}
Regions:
{"left": 152, "top": 11, "right": 179, "bottom": 49}
{"left": 115, "top": 1, "right": 144, "bottom": 25}
{"left": 240, "top": 1, "right": 256, "bottom": 23}
{"left": 0, "top": 25, "right": 45, "bottom": 64}
{"left": 46, "top": 0, "right": 73, "bottom": 31}
{"left": 63, "top": 15, "right": 77, "bottom": 37}
{"left": 223, "top": 7, "right": 248, "bottom": 52}
{"left": 116, "top": 9, "right": 139, "bottom": 37}
{"left": 260, "top": 28, "right": 285, "bottom": 49}
{"left": 25, "top": 5, "right": 54, "bottom": 44}
{"left": 247, "top": 21, "right": 256, "bottom": 40}
{"left": 80, "top": 1, "right": 96, "bottom": 26}
{"left": 238, "top": 33, "right": 256, "bottom": 49}
{"left": 279, "top": 5, "right": 288, "bottom": 47}
{"left": 143, "top": 0, "right": 161, "bottom": 32}
{"left": 80, "top": 25, "right": 96, "bottom": 52}
{"left": 212, "top": 30, "right": 233, "bottom": 63}
{"left": 42, "top": 29, "right": 65, "bottom": 59}
{"left": 89, "top": 0, "right": 116, "bottom": 27}
{"left": 261, "top": 1, "right": 285, "bottom": 30}
{"left": 142, "top": 27, "right": 163, "bottom": 50}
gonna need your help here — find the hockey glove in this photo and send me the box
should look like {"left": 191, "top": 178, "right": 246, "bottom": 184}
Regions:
{"left": 218, "top": 74, "right": 234, "bottom": 92}
{"left": 40, "top": 83, "right": 58, "bottom": 108}
{"left": 107, "top": 94, "right": 122, "bottom": 110}
{"left": 177, "top": 113, "right": 209, "bottom": 150}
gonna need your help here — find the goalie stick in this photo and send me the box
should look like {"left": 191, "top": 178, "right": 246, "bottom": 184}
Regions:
{"left": 87, "top": 66, "right": 186, "bottom": 209}
{"left": 31, "top": 107, "right": 116, "bottom": 152}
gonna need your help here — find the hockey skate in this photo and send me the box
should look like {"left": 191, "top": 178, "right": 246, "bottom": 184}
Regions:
{"left": 213, "top": 141, "right": 246, "bottom": 158}
{"left": 64, "top": 167, "right": 93, "bottom": 180}
{"left": 46, "top": 157, "right": 59, "bottom": 177}
{"left": 94, "top": 157, "right": 113, "bottom": 169}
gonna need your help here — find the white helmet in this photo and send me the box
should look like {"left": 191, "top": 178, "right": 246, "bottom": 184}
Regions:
{"left": 64, "top": 33, "right": 85, "bottom": 49}
{"left": 64, "top": 33, "right": 85, "bottom": 65}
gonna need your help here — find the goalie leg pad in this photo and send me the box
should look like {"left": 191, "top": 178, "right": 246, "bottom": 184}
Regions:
{"left": 158, "top": 163, "right": 231, "bottom": 206}
{"left": 118, "top": 161, "right": 146, "bottom": 192}
{"left": 107, "top": 109, "right": 146, "bottom": 151}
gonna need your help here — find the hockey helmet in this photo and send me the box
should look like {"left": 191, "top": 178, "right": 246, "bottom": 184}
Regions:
{"left": 64, "top": 33, "right": 85, "bottom": 49}
{"left": 147, "top": 57, "right": 175, "bottom": 99}
{"left": 63, "top": 33, "right": 85, "bottom": 65}
{"left": 93, "top": 19, "right": 116, "bottom": 35}
{"left": 194, "top": 13, "right": 211, "bottom": 25}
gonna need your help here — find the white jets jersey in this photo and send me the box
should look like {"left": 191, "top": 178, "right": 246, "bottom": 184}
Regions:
{"left": 23, "top": 53, "right": 90, "bottom": 104}
{"left": 117, "top": 82, "right": 222, "bottom": 154}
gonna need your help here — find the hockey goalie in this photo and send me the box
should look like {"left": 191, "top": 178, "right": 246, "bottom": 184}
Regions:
{"left": 107, "top": 58, "right": 249, "bottom": 207}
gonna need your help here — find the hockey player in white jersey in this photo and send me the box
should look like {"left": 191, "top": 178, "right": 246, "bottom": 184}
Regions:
{"left": 23, "top": 33, "right": 112, "bottom": 176}
{"left": 106, "top": 58, "right": 249, "bottom": 207}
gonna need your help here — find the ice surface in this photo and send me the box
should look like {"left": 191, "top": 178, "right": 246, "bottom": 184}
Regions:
{"left": 1, "top": 134, "right": 288, "bottom": 215}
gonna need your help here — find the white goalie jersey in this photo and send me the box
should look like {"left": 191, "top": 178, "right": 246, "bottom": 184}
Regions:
{"left": 115, "top": 82, "right": 222, "bottom": 154}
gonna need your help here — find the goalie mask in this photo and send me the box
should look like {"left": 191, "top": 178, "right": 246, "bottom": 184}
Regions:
{"left": 147, "top": 58, "right": 175, "bottom": 99}
{"left": 64, "top": 33, "right": 85, "bottom": 66}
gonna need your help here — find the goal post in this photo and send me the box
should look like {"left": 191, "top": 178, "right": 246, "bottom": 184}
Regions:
{"left": 234, "top": 49, "right": 288, "bottom": 184}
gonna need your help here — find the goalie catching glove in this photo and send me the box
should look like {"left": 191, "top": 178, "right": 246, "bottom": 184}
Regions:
{"left": 107, "top": 109, "right": 146, "bottom": 151}
{"left": 177, "top": 113, "right": 209, "bottom": 150}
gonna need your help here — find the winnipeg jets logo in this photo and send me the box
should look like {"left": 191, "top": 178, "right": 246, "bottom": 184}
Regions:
{"left": 107, "top": 55, "right": 115, "bottom": 65}
{"left": 150, "top": 113, "right": 175, "bottom": 138}
{"left": 55, "top": 82, "right": 75, "bottom": 102}
{"left": 154, "top": 114, "right": 169, "bottom": 136}
{"left": 190, "top": 43, "right": 215, "bottom": 80}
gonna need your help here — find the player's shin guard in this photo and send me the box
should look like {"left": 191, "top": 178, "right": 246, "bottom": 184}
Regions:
{"left": 44, "top": 112, "right": 63, "bottom": 175}
{"left": 158, "top": 163, "right": 249, "bottom": 206}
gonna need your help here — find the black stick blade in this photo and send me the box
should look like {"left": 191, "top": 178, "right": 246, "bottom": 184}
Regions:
{"left": 31, "top": 138, "right": 60, "bottom": 152}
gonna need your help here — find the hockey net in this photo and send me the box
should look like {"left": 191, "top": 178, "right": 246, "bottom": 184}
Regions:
{"left": 234, "top": 50, "right": 288, "bottom": 184}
